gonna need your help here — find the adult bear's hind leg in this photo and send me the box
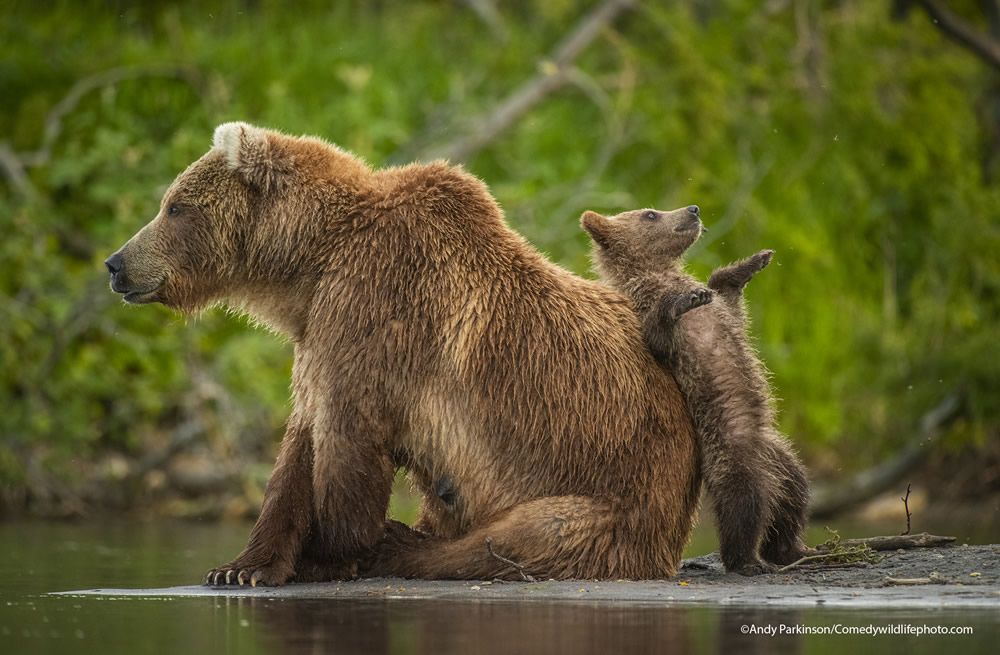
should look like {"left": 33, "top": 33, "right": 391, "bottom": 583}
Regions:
{"left": 364, "top": 496, "right": 679, "bottom": 581}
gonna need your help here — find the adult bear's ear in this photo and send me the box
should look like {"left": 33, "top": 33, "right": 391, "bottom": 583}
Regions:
{"left": 581, "top": 211, "right": 613, "bottom": 249}
{"left": 213, "top": 122, "right": 291, "bottom": 191}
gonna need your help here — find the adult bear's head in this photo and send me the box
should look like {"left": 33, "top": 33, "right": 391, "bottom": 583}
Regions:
{"left": 105, "top": 123, "right": 371, "bottom": 326}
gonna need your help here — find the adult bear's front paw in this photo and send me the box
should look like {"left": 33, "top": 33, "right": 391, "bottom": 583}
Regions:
{"left": 204, "top": 556, "right": 294, "bottom": 587}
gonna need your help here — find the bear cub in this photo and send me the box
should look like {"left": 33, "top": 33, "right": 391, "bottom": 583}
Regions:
{"left": 581, "top": 206, "right": 812, "bottom": 575}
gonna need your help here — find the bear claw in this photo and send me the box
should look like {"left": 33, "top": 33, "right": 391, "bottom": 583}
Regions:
{"left": 204, "top": 558, "right": 295, "bottom": 587}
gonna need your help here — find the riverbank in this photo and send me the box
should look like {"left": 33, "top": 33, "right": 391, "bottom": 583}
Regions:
{"left": 57, "top": 543, "right": 999, "bottom": 608}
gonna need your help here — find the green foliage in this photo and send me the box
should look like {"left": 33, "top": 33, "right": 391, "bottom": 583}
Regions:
{"left": 1, "top": 0, "right": 998, "bottom": 492}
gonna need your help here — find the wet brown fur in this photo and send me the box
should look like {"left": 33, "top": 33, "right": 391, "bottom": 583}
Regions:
{"left": 581, "top": 207, "right": 811, "bottom": 575}
{"left": 106, "top": 123, "right": 701, "bottom": 584}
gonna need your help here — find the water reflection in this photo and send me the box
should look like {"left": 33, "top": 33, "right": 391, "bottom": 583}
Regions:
{"left": 243, "top": 597, "right": 803, "bottom": 655}
{"left": 1, "top": 520, "right": 996, "bottom": 655}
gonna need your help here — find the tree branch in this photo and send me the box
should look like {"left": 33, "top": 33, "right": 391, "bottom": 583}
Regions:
{"left": 464, "top": 0, "right": 509, "bottom": 43}
{"left": 981, "top": 0, "right": 1000, "bottom": 39}
{"left": 913, "top": 0, "right": 1000, "bottom": 71}
{"left": 419, "top": 0, "right": 637, "bottom": 162}
{"left": 809, "top": 392, "right": 963, "bottom": 519}
{"left": 0, "top": 142, "right": 37, "bottom": 199}
{"left": 0, "top": 65, "right": 204, "bottom": 196}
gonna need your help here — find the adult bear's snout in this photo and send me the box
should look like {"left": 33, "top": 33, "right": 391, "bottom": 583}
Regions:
{"left": 105, "top": 252, "right": 124, "bottom": 276}
{"left": 105, "top": 251, "right": 130, "bottom": 293}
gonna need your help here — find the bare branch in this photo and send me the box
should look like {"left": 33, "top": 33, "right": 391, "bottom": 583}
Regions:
{"left": 981, "top": 0, "right": 1000, "bottom": 39}
{"left": 0, "top": 65, "right": 204, "bottom": 194}
{"left": 0, "top": 142, "right": 37, "bottom": 198}
{"left": 900, "top": 483, "right": 913, "bottom": 535}
{"left": 464, "top": 0, "right": 509, "bottom": 43}
{"left": 913, "top": 0, "right": 1000, "bottom": 71}
{"left": 809, "top": 392, "right": 963, "bottom": 519}
{"left": 421, "top": 0, "right": 637, "bottom": 162}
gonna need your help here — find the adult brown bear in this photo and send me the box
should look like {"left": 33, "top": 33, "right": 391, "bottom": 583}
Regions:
{"left": 105, "top": 123, "right": 700, "bottom": 585}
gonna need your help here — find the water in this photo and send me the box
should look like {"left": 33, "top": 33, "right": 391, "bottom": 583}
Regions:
{"left": 1, "top": 520, "right": 996, "bottom": 654}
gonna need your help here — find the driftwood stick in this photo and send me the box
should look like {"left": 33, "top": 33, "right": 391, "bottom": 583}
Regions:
{"left": 795, "top": 561, "right": 870, "bottom": 570}
{"left": 885, "top": 572, "right": 946, "bottom": 586}
{"left": 885, "top": 577, "right": 930, "bottom": 585}
{"left": 778, "top": 552, "right": 856, "bottom": 573}
{"left": 485, "top": 536, "right": 535, "bottom": 582}
{"left": 817, "top": 532, "right": 955, "bottom": 552}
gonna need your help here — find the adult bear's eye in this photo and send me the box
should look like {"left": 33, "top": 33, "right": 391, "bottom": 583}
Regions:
{"left": 167, "top": 203, "right": 180, "bottom": 217}
{"left": 643, "top": 211, "right": 657, "bottom": 220}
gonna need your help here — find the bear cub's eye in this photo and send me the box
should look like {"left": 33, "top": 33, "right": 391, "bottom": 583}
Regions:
{"left": 167, "top": 203, "right": 180, "bottom": 217}
{"left": 643, "top": 211, "right": 658, "bottom": 221}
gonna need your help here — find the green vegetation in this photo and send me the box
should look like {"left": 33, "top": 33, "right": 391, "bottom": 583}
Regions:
{"left": 2, "top": 1, "right": 998, "bottom": 512}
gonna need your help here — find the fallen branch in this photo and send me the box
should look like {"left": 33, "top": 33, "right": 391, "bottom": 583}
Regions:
{"left": 485, "top": 536, "right": 536, "bottom": 582}
{"left": 778, "top": 551, "right": 863, "bottom": 573}
{"left": 818, "top": 532, "right": 956, "bottom": 552}
{"left": 780, "top": 528, "right": 884, "bottom": 572}
{"left": 795, "top": 561, "right": 870, "bottom": 570}
{"left": 809, "top": 392, "right": 963, "bottom": 518}
{"left": 419, "top": 0, "right": 636, "bottom": 162}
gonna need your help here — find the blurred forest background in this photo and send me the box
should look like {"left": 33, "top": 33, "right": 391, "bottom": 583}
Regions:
{"left": 1, "top": 0, "right": 998, "bottom": 529}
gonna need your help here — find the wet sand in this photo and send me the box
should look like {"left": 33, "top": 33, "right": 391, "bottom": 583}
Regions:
{"left": 56, "top": 544, "right": 999, "bottom": 608}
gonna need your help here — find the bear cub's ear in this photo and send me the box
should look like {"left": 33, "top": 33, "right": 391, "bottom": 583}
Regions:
{"left": 213, "top": 122, "right": 289, "bottom": 191}
{"left": 581, "top": 211, "right": 614, "bottom": 250}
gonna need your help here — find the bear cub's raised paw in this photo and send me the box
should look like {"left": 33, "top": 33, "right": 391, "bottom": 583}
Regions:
{"left": 746, "top": 249, "right": 775, "bottom": 274}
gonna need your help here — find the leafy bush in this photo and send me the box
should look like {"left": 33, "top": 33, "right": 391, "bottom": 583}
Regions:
{"left": 1, "top": 1, "right": 997, "bottom": 504}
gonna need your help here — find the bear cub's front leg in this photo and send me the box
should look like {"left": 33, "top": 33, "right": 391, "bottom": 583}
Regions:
{"left": 670, "top": 287, "right": 713, "bottom": 320}
{"left": 707, "top": 249, "right": 774, "bottom": 296}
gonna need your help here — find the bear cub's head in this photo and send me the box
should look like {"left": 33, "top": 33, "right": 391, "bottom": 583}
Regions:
{"left": 581, "top": 206, "right": 705, "bottom": 281}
